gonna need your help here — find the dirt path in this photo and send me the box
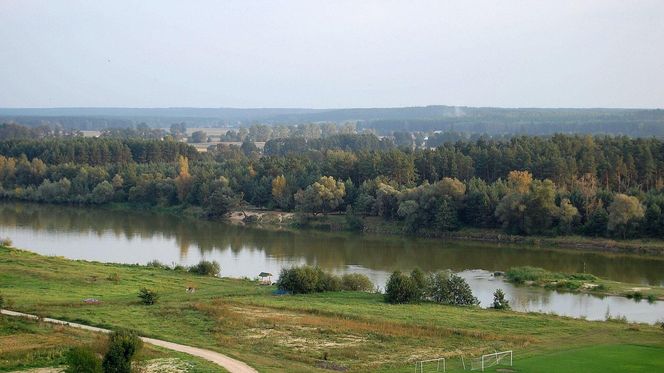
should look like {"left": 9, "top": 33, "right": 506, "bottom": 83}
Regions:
{"left": 1, "top": 309, "right": 258, "bottom": 373}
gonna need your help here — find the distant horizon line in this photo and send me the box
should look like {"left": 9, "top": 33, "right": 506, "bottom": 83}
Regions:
{"left": 0, "top": 105, "right": 662, "bottom": 111}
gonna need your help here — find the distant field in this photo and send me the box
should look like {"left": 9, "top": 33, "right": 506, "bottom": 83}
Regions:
{"left": 80, "top": 130, "right": 101, "bottom": 138}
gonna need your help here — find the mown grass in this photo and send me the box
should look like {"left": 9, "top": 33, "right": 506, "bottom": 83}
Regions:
{"left": 2, "top": 245, "right": 664, "bottom": 372}
{"left": 508, "top": 344, "right": 664, "bottom": 372}
{"left": 506, "top": 266, "right": 664, "bottom": 300}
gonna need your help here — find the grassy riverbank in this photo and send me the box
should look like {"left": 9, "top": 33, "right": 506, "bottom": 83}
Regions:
{"left": 2, "top": 245, "right": 664, "bottom": 372}
{"left": 505, "top": 266, "right": 664, "bottom": 301}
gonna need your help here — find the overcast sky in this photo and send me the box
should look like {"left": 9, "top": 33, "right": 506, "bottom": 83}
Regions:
{"left": 1, "top": 0, "right": 663, "bottom": 109}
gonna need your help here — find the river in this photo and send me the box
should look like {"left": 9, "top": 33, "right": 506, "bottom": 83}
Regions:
{"left": 1, "top": 202, "right": 663, "bottom": 324}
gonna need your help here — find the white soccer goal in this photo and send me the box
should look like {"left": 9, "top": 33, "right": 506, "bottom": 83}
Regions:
{"left": 415, "top": 357, "right": 446, "bottom": 372}
{"left": 470, "top": 350, "right": 512, "bottom": 371}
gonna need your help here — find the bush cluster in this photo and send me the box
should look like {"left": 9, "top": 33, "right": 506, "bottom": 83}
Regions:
{"left": 277, "top": 266, "right": 374, "bottom": 294}
{"left": 143, "top": 259, "right": 220, "bottom": 276}
{"left": 340, "top": 273, "right": 374, "bottom": 291}
{"left": 384, "top": 269, "right": 479, "bottom": 306}
{"left": 188, "top": 260, "right": 221, "bottom": 276}
{"left": 65, "top": 346, "right": 102, "bottom": 373}
{"left": 138, "top": 288, "right": 159, "bottom": 305}
{"left": 65, "top": 329, "right": 142, "bottom": 373}
{"left": 102, "top": 329, "right": 143, "bottom": 373}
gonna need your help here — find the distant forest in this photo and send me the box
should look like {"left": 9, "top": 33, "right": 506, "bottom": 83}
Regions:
{"left": 1, "top": 130, "right": 663, "bottom": 239}
{"left": 1, "top": 105, "right": 663, "bottom": 137}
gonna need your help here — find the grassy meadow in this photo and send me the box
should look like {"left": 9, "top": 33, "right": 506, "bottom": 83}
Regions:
{"left": 0, "top": 315, "right": 226, "bottom": 372}
{"left": 1, "top": 245, "right": 663, "bottom": 372}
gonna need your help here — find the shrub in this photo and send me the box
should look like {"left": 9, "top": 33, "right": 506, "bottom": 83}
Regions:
{"left": 276, "top": 266, "right": 370, "bottom": 294}
{"left": 188, "top": 260, "right": 221, "bottom": 276}
{"left": 492, "top": 289, "right": 510, "bottom": 310}
{"left": 427, "top": 271, "right": 479, "bottom": 306}
{"left": 106, "top": 273, "right": 120, "bottom": 284}
{"left": 344, "top": 206, "right": 365, "bottom": 231}
{"left": 0, "top": 237, "right": 12, "bottom": 247}
{"left": 277, "top": 266, "right": 321, "bottom": 294}
{"left": 341, "top": 273, "right": 373, "bottom": 291}
{"left": 0, "top": 294, "right": 4, "bottom": 309}
{"left": 138, "top": 288, "right": 159, "bottom": 305}
{"left": 146, "top": 260, "right": 170, "bottom": 270}
{"left": 647, "top": 294, "right": 657, "bottom": 303}
{"left": 102, "top": 329, "right": 142, "bottom": 373}
{"left": 384, "top": 271, "right": 419, "bottom": 304}
{"left": 317, "top": 271, "right": 342, "bottom": 292}
{"left": 410, "top": 268, "right": 427, "bottom": 290}
{"left": 65, "top": 346, "right": 102, "bottom": 373}
{"left": 626, "top": 291, "right": 643, "bottom": 301}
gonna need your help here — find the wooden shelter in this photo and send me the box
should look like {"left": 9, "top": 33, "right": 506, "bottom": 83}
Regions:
{"left": 258, "top": 272, "right": 273, "bottom": 285}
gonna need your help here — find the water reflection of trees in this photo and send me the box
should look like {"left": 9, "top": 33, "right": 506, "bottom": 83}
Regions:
{"left": 1, "top": 202, "right": 663, "bottom": 285}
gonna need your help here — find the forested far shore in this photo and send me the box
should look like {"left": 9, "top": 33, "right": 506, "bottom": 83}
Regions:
{"left": 3, "top": 105, "right": 664, "bottom": 137}
{"left": 0, "top": 133, "right": 663, "bottom": 240}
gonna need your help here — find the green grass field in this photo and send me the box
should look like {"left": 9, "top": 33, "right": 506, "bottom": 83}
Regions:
{"left": 512, "top": 344, "right": 664, "bottom": 372}
{"left": 0, "top": 316, "right": 226, "bottom": 372}
{"left": 1, "top": 245, "right": 663, "bottom": 372}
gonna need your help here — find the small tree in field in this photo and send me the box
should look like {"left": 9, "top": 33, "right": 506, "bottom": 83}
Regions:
{"left": 492, "top": 289, "right": 510, "bottom": 310}
{"left": 65, "top": 346, "right": 102, "bottom": 373}
{"left": 427, "top": 271, "right": 479, "bottom": 306}
{"left": 102, "top": 329, "right": 142, "bottom": 373}
{"left": 138, "top": 288, "right": 159, "bottom": 305}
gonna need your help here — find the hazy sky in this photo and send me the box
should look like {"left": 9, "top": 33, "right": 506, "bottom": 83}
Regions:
{"left": 1, "top": 0, "right": 663, "bottom": 108}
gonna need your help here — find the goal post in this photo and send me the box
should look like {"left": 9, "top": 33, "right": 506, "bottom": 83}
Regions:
{"left": 415, "top": 357, "right": 446, "bottom": 372}
{"left": 470, "top": 350, "right": 513, "bottom": 371}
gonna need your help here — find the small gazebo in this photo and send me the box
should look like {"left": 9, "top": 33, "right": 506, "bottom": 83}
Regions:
{"left": 258, "top": 272, "right": 273, "bottom": 285}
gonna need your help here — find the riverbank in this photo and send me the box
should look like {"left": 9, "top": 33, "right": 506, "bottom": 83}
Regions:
{"left": 503, "top": 266, "right": 664, "bottom": 302}
{"left": 99, "top": 202, "right": 664, "bottom": 256}
{"left": 1, "top": 245, "right": 664, "bottom": 372}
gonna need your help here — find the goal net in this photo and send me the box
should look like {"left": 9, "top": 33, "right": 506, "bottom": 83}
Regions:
{"left": 470, "top": 350, "right": 512, "bottom": 371}
{"left": 415, "top": 357, "right": 446, "bottom": 372}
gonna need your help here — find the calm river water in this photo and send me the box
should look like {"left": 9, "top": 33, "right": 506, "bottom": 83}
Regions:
{"left": 1, "top": 202, "right": 663, "bottom": 324}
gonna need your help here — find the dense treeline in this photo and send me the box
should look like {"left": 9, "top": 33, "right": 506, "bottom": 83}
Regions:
{"left": 0, "top": 134, "right": 663, "bottom": 239}
{"left": 0, "top": 138, "right": 198, "bottom": 166}
{"left": 0, "top": 123, "right": 81, "bottom": 140}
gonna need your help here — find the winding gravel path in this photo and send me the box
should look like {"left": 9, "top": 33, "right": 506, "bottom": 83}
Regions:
{"left": 1, "top": 309, "right": 258, "bottom": 373}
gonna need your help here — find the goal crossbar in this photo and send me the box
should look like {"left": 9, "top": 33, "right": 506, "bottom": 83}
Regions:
{"left": 470, "top": 350, "right": 513, "bottom": 371}
{"left": 415, "top": 357, "right": 446, "bottom": 372}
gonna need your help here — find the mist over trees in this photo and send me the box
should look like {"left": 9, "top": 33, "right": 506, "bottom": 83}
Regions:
{"left": 2, "top": 105, "right": 664, "bottom": 138}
